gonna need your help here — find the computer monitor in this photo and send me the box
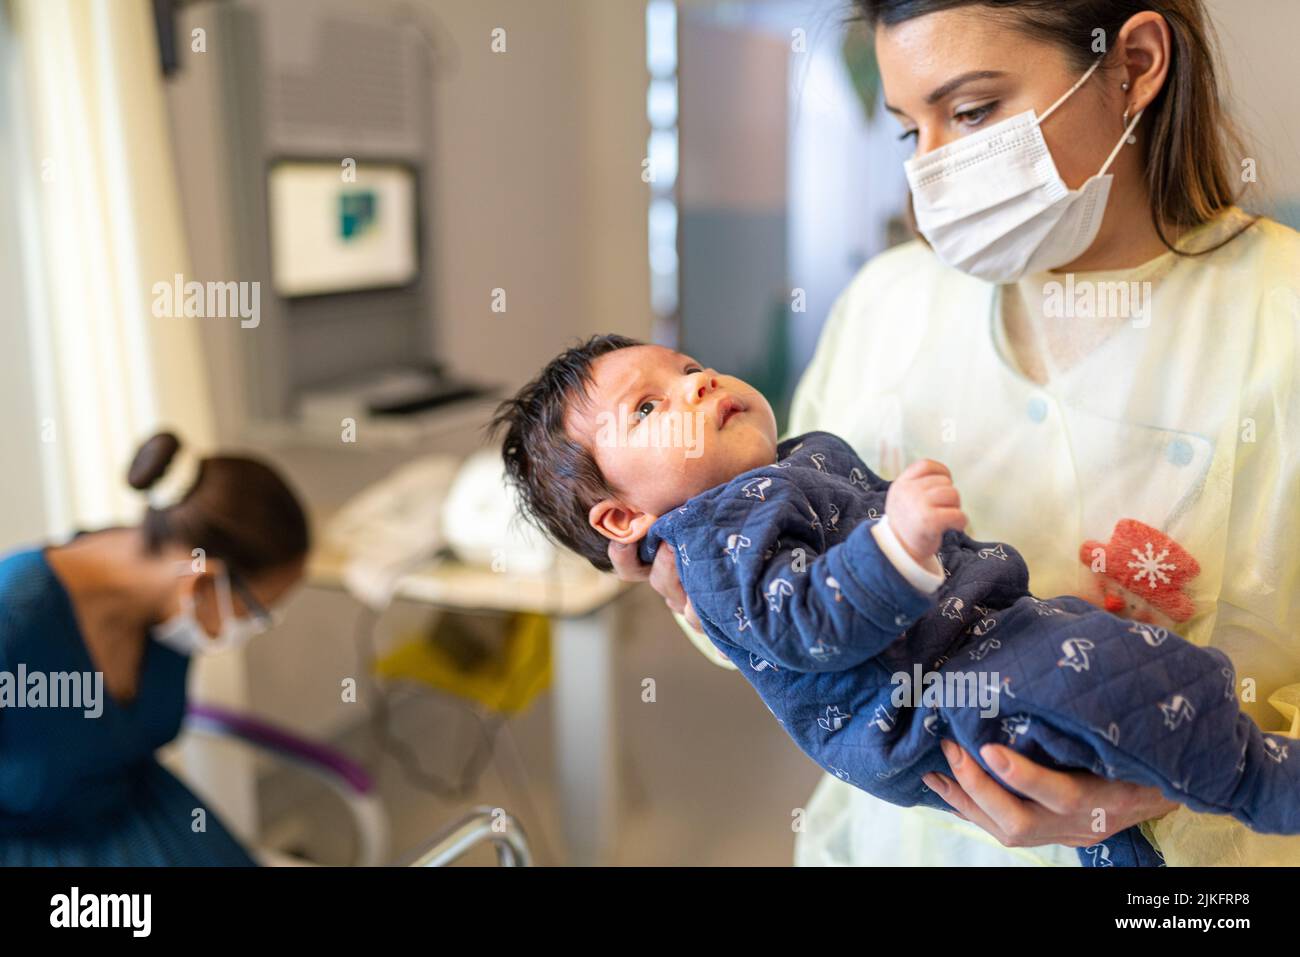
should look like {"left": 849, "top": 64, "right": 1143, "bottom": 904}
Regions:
{"left": 267, "top": 160, "right": 419, "bottom": 297}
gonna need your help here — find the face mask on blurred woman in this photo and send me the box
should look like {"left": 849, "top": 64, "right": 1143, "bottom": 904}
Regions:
{"left": 151, "top": 563, "right": 270, "bottom": 656}
{"left": 904, "top": 56, "right": 1145, "bottom": 283}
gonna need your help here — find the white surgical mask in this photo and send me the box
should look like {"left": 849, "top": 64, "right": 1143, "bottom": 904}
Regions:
{"left": 152, "top": 566, "right": 269, "bottom": 657}
{"left": 904, "top": 57, "right": 1144, "bottom": 283}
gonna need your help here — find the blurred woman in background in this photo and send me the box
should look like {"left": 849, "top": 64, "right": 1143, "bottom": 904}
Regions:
{"left": 0, "top": 432, "right": 309, "bottom": 865}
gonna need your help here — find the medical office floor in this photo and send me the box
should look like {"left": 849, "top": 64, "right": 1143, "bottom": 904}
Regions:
{"left": 253, "top": 585, "right": 824, "bottom": 866}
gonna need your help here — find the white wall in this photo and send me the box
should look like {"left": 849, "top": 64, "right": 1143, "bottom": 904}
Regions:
{"left": 424, "top": 0, "right": 653, "bottom": 391}
{"left": 1207, "top": 0, "right": 1300, "bottom": 223}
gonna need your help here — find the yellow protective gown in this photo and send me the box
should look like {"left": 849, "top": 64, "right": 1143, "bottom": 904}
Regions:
{"left": 700, "top": 207, "right": 1298, "bottom": 866}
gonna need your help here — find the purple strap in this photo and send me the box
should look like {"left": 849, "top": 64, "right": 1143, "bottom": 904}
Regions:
{"left": 186, "top": 702, "right": 375, "bottom": 795}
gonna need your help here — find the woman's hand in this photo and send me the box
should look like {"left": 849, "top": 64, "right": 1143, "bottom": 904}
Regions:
{"left": 608, "top": 541, "right": 703, "bottom": 632}
{"left": 922, "top": 741, "right": 1179, "bottom": 848}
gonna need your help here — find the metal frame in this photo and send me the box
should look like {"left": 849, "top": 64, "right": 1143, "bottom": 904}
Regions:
{"left": 407, "top": 807, "right": 533, "bottom": 867}
{"left": 185, "top": 704, "right": 532, "bottom": 867}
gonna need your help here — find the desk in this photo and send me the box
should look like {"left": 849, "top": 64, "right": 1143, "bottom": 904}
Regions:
{"left": 310, "top": 543, "right": 630, "bottom": 866}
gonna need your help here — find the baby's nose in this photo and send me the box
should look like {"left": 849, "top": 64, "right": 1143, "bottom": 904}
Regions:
{"left": 686, "top": 373, "right": 717, "bottom": 402}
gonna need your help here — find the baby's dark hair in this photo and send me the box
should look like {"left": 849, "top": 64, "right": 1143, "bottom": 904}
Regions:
{"left": 489, "top": 333, "right": 643, "bottom": 572}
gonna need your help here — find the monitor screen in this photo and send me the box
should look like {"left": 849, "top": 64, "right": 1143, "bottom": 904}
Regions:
{"left": 267, "top": 160, "right": 419, "bottom": 297}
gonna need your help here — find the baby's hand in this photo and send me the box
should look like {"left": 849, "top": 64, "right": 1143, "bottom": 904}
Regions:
{"left": 884, "top": 459, "right": 968, "bottom": 564}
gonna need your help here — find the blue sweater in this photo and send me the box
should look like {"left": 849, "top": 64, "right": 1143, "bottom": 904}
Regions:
{"left": 0, "top": 547, "right": 254, "bottom": 865}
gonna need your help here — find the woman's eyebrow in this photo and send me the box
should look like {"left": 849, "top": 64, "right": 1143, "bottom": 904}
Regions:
{"left": 884, "top": 69, "right": 1008, "bottom": 114}
{"left": 924, "top": 69, "right": 1006, "bottom": 104}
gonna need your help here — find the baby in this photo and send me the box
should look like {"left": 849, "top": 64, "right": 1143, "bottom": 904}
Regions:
{"left": 492, "top": 334, "right": 1299, "bottom": 866}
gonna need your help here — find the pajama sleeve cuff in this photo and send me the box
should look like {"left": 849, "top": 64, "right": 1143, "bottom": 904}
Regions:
{"left": 870, "top": 515, "right": 946, "bottom": 595}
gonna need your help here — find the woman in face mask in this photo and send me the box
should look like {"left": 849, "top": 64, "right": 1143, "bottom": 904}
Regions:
{"left": 0, "top": 432, "right": 309, "bottom": 864}
{"left": 612, "top": 0, "right": 1300, "bottom": 867}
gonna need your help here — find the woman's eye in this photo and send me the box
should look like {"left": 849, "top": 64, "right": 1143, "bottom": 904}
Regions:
{"left": 954, "top": 102, "right": 997, "bottom": 128}
{"left": 897, "top": 128, "right": 918, "bottom": 143}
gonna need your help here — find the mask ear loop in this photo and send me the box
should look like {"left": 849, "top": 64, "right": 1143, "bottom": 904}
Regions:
{"left": 1038, "top": 56, "right": 1105, "bottom": 125}
{"left": 1099, "top": 107, "right": 1145, "bottom": 176}
{"left": 213, "top": 567, "right": 237, "bottom": 633}
{"left": 176, "top": 578, "right": 198, "bottom": 618}
{"left": 167, "top": 560, "right": 200, "bottom": 617}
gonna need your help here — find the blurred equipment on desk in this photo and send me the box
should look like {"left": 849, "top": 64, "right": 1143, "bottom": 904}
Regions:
{"left": 323, "top": 455, "right": 459, "bottom": 610}
{"left": 296, "top": 363, "right": 496, "bottom": 432}
{"left": 440, "top": 450, "right": 556, "bottom": 576}
{"left": 322, "top": 448, "right": 557, "bottom": 611}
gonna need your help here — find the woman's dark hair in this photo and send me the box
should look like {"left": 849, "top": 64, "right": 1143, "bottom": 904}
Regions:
{"left": 856, "top": 0, "right": 1256, "bottom": 255}
{"left": 128, "top": 431, "right": 310, "bottom": 577}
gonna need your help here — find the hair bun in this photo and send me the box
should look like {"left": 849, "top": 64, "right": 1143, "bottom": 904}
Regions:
{"left": 127, "top": 432, "right": 182, "bottom": 490}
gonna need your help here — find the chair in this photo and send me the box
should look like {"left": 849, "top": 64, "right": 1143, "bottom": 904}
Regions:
{"left": 184, "top": 703, "right": 532, "bottom": 866}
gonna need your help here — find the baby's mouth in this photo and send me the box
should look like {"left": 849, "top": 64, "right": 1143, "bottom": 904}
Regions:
{"left": 715, "top": 395, "right": 746, "bottom": 429}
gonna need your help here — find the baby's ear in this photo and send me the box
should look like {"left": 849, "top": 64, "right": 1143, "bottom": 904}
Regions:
{"left": 589, "top": 498, "right": 657, "bottom": 545}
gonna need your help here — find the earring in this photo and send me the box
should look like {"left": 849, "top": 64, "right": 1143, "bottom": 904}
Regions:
{"left": 1121, "top": 81, "right": 1130, "bottom": 92}
{"left": 1122, "top": 105, "right": 1137, "bottom": 145}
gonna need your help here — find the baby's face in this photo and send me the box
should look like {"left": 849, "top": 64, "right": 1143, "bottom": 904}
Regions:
{"left": 567, "top": 345, "right": 778, "bottom": 543}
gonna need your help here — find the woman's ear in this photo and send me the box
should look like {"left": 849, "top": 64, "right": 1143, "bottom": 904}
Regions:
{"left": 1116, "top": 11, "right": 1171, "bottom": 115}
{"left": 589, "top": 498, "right": 657, "bottom": 545}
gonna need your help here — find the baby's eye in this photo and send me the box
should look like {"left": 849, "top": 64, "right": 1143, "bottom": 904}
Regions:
{"left": 685, "top": 365, "right": 703, "bottom": 374}
{"left": 635, "top": 399, "right": 659, "bottom": 420}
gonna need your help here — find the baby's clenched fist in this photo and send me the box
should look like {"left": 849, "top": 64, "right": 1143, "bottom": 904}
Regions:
{"left": 884, "top": 459, "right": 968, "bottom": 565}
